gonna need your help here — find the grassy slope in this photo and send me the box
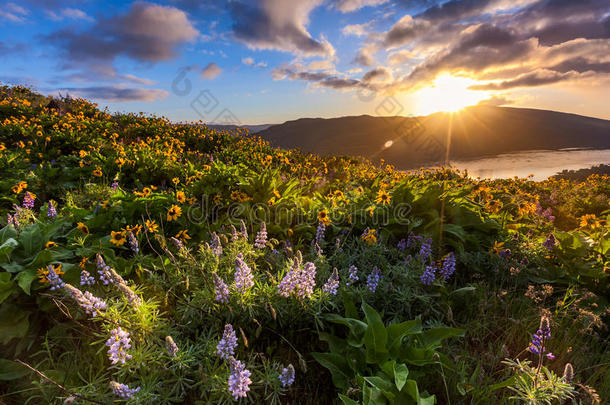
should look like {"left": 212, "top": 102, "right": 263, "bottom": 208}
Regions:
{"left": 0, "top": 85, "right": 608, "bottom": 404}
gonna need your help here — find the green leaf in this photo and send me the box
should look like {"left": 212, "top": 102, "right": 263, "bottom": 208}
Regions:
{"left": 323, "top": 313, "right": 367, "bottom": 347}
{"left": 311, "top": 352, "right": 352, "bottom": 390}
{"left": 419, "top": 327, "right": 465, "bottom": 350}
{"left": 0, "top": 262, "right": 24, "bottom": 273}
{"left": 387, "top": 319, "right": 422, "bottom": 353}
{"left": 0, "top": 359, "right": 29, "bottom": 380}
{"left": 0, "top": 226, "right": 17, "bottom": 245}
{"left": 393, "top": 363, "right": 409, "bottom": 391}
{"left": 0, "top": 238, "right": 18, "bottom": 263}
{"left": 362, "top": 383, "right": 386, "bottom": 405}
{"left": 339, "top": 394, "right": 360, "bottom": 405}
{"left": 362, "top": 303, "right": 388, "bottom": 364}
{"left": 0, "top": 273, "right": 15, "bottom": 304}
{"left": 364, "top": 376, "right": 395, "bottom": 401}
{"left": 0, "top": 304, "right": 29, "bottom": 345}
{"left": 18, "top": 225, "right": 43, "bottom": 257}
{"left": 15, "top": 269, "right": 37, "bottom": 295}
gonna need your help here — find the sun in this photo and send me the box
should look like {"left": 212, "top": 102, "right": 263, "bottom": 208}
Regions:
{"left": 412, "top": 74, "right": 490, "bottom": 115}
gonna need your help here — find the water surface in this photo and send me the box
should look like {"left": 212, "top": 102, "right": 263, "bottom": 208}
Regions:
{"left": 449, "top": 149, "right": 610, "bottom": 180}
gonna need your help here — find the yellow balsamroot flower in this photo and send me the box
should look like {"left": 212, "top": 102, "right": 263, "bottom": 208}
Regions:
{"left": 38, "top": 264, "right": 64, "bottom": 284}
{"left": 79, "top": 257, "right": 89, "bottom": 269}
{"left": 176, "top": 191, "right": 186, "bottom": 203}
{"left": 145, "top": 219, "right": 159, "bottom": 233}
{"left": 486, "top": 200, "right": 503, "bottom": 213}
{"left": 77, "top": 222, "right": 89, "bottom": 235}
{"left": 268, "top": 197, "right": 276, "bottom": 206}
{"left": 110, "top": 231, "right": 127, "bottom": 246}
{"left": 175, "top": 229, "right": 191, "bottom": 242}
{"left": 12, "top": 181, "right": 27, "bottom": 194}
{"left": 93, "top": 166, "right": 103, "bottom": 177}
{"left": 123, "top": 224, "right": 143, "bottom": 235}
{"left": 45, "top": 241, "right": 58, "bottom": 249}
{"left": 491, "top": 241, "right": 504, "bottom": 255}
{"left": 172, "top": 177, "right": 180, "bottom": 185}
{"left": 318, "top": 209, "right": 331, "bottom": 226}
{"left": 79, "top": 150, "right": 89, "bottom": 158}
{"left": 167, "top": 205, "right": 182, "bottom": 221}
{"left": 273, "top": 189, "right": 281, "bottom": 199}
{"left": 580, "top": 214, "right": 601, "bottom": 229}
{"left": 518, "top": 201, "right": 536, "bottom": 216}
{"left": 361, "top": 228, "right": 377, "bottom": 245}
{"left": 375, "top": 189, "right": 391, "bottom": 206}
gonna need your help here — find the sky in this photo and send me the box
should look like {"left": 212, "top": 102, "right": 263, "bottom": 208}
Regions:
{"left": 1, "top": 0, "right": 609, "bottom": 124}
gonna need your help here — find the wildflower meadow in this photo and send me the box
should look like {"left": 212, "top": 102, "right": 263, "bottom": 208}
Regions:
{"left": 0, "top": 85, "right": 608, "bottom": 404}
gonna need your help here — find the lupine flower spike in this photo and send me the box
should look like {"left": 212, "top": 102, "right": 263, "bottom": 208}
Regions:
{"left": 213, "top": 273, "right": 230, "bottom": 304}
{"left": 106, "top": 327, "right": 132, "bottom": 365}
{"left": 110, "top": 381, "right": 140, "bottom": 399}
{"left": 165, "top": 336, "right": 179, "bottom": 357}
{"left": 234, "top": 254, "right": 254, "bottom": 293}
{"left": 346, "top": 265, "right": 359, "bottom": 286}
{"left": 420, "top": 264, "right": 436, "bottom": 286}
{"left": 254, "top": 222, "right": 267, "bottom": 248}
{"left": 279, "top": 364, "right": 295, "bottom": 387}
{"left": 216, "top": 324, "right": 238, "bottom": 360}
{"left": 228, "top": 357, "right": 252, "bottom": 400}
{"left": 367, "top": 268, "right": 382, "bottom": 292}
{"left": 323, "top": 268, "right": 340, "bottom": 295}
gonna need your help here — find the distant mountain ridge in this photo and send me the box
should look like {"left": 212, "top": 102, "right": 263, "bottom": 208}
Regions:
{"left": 256, "top": 106, "right": 610, "bottom": 169}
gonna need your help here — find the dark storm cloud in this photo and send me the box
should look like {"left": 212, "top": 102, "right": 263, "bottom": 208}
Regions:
{"left": 272, "top": 64, "right": 366, "bottom": 90}
{"left": 58, "top": 86, "right": 169, "bottom": 102}
{"left": 228, "top": 0, "right": 334, "bottom": 57}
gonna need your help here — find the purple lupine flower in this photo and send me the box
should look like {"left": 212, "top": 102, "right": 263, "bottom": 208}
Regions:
{"left": 110, "top": 381, "right": 140, "bottom": 399}
{"left": 210, "top": 232, "right": 222, "bottom": 256}
{"left": 499, "top": 248, "right": 512, "bottom": 259}
{"left": 279, "top": 364, "right": 295, "bottom": 387}
{"left": 346, "top": 265, "right": 359, "bottom": 286}
{"left": 165, "top": 336, "right": 179, "bottom": 357}
{"left": 47, "top": 265, "right": 65, "bottom": 291}
{"left": 110, "top": 180, "right": 119, "bottom": 191}
{"left": 520, "top": 257, "right": 529, "bottom": 266}
{"left": 397, "top": 238, "right": 407, "bottom": 251}
{"left": 240, "top": 220, "right": 248, "bottom": 240}
{"left": 47, "top": 201, "right": 57, "bottom": 218}
{"left": 6, "top": 213, "right": 16, "bottom": 227}
{"left": 96, "top": 253, "right": 113, "bottom": 285}
{"left": 22, "top": 192, "right": 35, "bottom": 209}
{"left": 335, "top": 237, "right": 342, "bottom": 252}
{"left": 254, "top": 222, "right": 267, "bottom": 249}
{"left": 127, "top": 231, "right": 139, "bottom": 254}
{"left": 213, "top": 273, "right": 230, "bottom": 304}
{"left": 228, "top": 358, "right": 252, "bottom": 400}
{"left": 407, "top": 232, "right": 422, "bottom": 248}
{"left": 106, "top": 327, "right": 132, "bottom": 365}
{"left": 418, "top": 238, "right": 432, "bottom": 262}
{"left": 420, "top": 264, "right": 436, "bottom": 286}
{"left": 542, "top": 233, "right": 557, "bottom": 250}
{"left": 64, "top": 284, "right": 106, "bottom": 317}
{"left": 80, "top": 270, "right": 95, "bottom": 286}
{"left": 542, "top": 207, "right": 555, "bottom": 222}
{"left": 439, "top": 252, "right": 456, "bottom": 280}
{"left": 216, "top": 324, "right": 238, "bottom": 360}
{"left": 234, "top": 254, "right": 254, "bottom": 293}
{"left": 366, "top": 268, "right": 382, "bottom": 293}
{"left": 80, "top": 291, "right": 107, "bottom": 316}
{"left": 278, "top": 260, "right": 317, "bottom": 299}
{"left": 169, "top": 236, "right": 184, "bottom": 250}
{"left": 322, "top": 268, "right": 340, "bottom": 295}
{"left": 527, "top": 316, "right": 554, "bottom": 359}
{"left": 315, "top": 222, "right": 326, "bottom": 244}
{"left": 405, "top": 255, "right": 413, "bottom": 265}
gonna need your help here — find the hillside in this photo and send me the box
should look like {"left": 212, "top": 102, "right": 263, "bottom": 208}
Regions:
{"left": 0, "top": 86, "right": 609, "bottom": 404}
{"left": 257, "top": 106, "right": 610, "bottom": 168}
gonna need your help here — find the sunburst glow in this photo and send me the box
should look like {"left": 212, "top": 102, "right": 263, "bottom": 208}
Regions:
{"left": 412, "top": 74, "right": 491, "bottom": 115}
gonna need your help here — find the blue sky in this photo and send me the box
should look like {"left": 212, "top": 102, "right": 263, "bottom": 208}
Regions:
{"left": 1, "top": 0, "right": 609, "bottom": 124}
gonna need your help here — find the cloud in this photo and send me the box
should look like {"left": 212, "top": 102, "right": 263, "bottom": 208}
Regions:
{"left": 228, "top": 0, "right": 335, "bottom": 57}
{"left": 342, "top": 23, "right": 371, "bottom": 37}
{"left": 0, "top": 41, "right": 27, "bottom": 56}
{"left": 469, "top": 69, "right": 580, "bottom": 90}
{"left": 0, "top": 2, "right": 29, "bottom": 22}
{"left": 45, "top": 8, "right": 93, "bottom": 22}
{"left": 362, "top": 66, "right": 393, "bottom": 83}
{"left": 47, "top": 2, "right": 199, "bottom": 65}
{"left": 201, "top": 62, "right": 222, "bottom": 79}
{"left": 58, "top": 86, "right": 169, "bottom": 102}
{"left": 308, "top": 59, "right": 335, "bottom": 70}
{"left": 476, "top": 94, "right": 514, "bottom": 106}
{"left": 242, "top": 57, "right": 268, "bottom": 68}
{"left": 387, "top": 49, "right": 415, "bottom": 66}
{"left": 273, "top": 64, "right": 364, "bottom": 90}
{"left": 334, "top": 0, "right": 390, "bottom": 13}
{"left": 353, "top": 46, "right": 375, "bottom": 66}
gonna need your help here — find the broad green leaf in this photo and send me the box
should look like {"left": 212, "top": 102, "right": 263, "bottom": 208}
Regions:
{"left": 387, "top": 319, "right": 422, "bottom": 353}
{"left": 18, "top": 225, "right": 43, "bottom": 257}
{"left": 364, "top": 376, "right": 395, "bottom": 401}
{"left": 0, "top": 359, "right": 28, "bottom": 380}
{"left": 362, "top": 303, "right": 388, "bottom": 364}
{"left": 311, "top": 352, "right": 351, "bottom": 390}
{"left": 0, "top": 273, "right": 15, "bottom": 304}
{"left": 0, "top": 226, "right": 18, "bottom": 244}
{"left": 15, "top": 269, "right": 37, "bottom": 295}
{"left": 0, "top": 304, "right": 29, "bottom": 344}
{"left": 419, "top": 327, "right": 465, "bottom": 350}
{"left": 0, "top": 238, "right": 18, "bottom": 263}
{"left": 339, "top": 394, "right": 360, "bottom": 405}
{"left": 393, "top": 363, "right": 409, "bottom": 391}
